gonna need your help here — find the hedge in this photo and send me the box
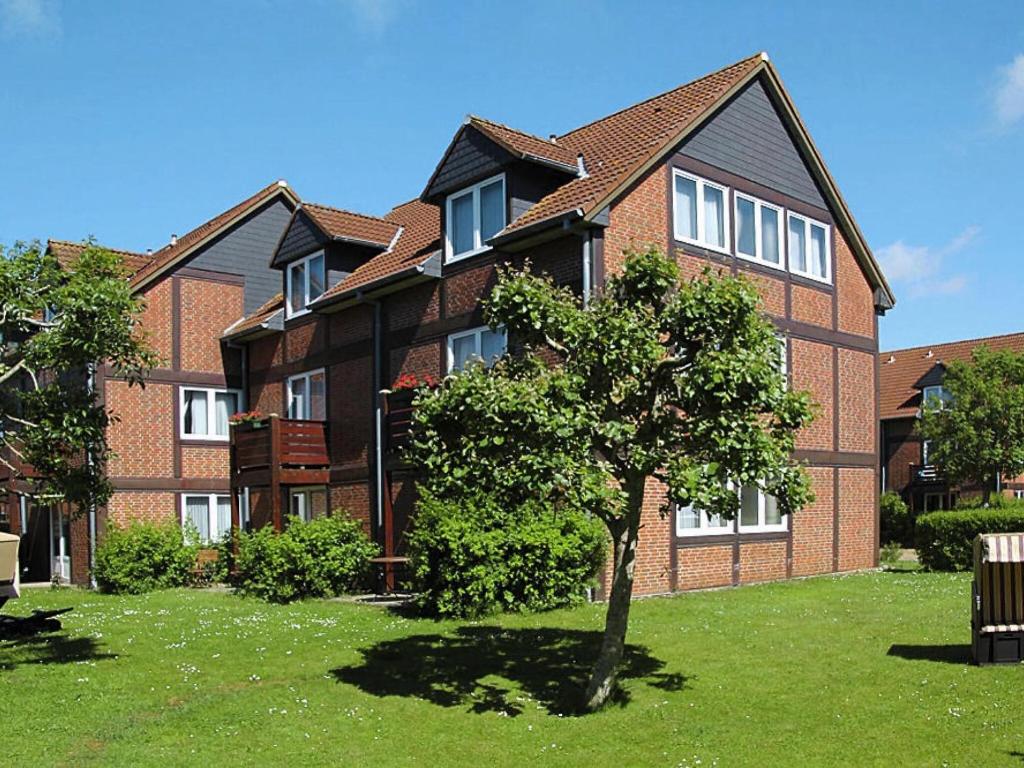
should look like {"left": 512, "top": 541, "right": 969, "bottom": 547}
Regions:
{"left": 915, "top": 507, "right": 1024, "bottom": 571}
{"left": 94, "top": 520, "right": 199, "bottom": 594}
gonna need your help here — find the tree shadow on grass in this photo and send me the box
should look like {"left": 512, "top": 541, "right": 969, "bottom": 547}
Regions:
{"left": 887, "top": 643, "right": 972, "bottom": 665}
{"left": 331, "top": 626, "right": 686, "bottom": 716}
{"left": 0, "top": 620, "right": 117, "bottom": 671}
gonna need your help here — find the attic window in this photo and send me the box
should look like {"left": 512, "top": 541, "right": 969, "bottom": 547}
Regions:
{"left": 445, "top": 173, "right": 506, "bottom": 262}
{"left": 922, "top": 385, "right": 952, "bottom": 410}
{"left": 286, "top": 250, "right": 326, "bottom": 317}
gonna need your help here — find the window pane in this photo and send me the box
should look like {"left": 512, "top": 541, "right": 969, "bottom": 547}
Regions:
{"left": 810, "top": 224, "right": 827, "bottom": 278}
{"left": 186, "top": 496, "right": 210, "bottom": 543}
{"left": 308, "top": 253, "right": 325, "bottom": 301}
{"left": 761, "top": 207, "right": 780, "bottom": 265}
{"left": 674, "top": 175, "right": 697, "bottom": 240}
{"left": 289, "top": 261, "right": 305, "bottom": 314}
{"left": 289, "top": 377, "right": 306, "bottom": 419}
{"left": 788, "top": 217, "right": 806, "bottom": 272}
{"left": 480, "top": 329, "right": 506, "bottom": 366}
{"left": 740, "top": 486, "right": 759, "bottom": 528}
{"left": 215, "top": 496, "right": 232, "bottom": 540}
{"left": 678, "top": 504, "right": 699, "bottom": 530}
{"left": 451, "top": 333, "right": 477, "bottom": 372}
{"left": 214, "top": 392, "right": 236, "bottom": 437}
{"left": 479, "top": 180, "right": 505, "bottom": 242}
{"left": 290, "top": 491, "right": 306, "bottom": 520}
{"left": 183, "top": 390, "right": 208, "bottom": 436}
{"left": 450, "top": 192, "right": 474, "bottom": 255}
{"left": 703, "top": 185, "right": 725, "bottom": 248}
{"left": 309, "top": 371, "right": 326, "bottom": 420}
{"left": 707, "top": 512, "right": 729, "bottom": 529}
{"left": 764, "top": 493, "right": 781, "bottom": 526}
{"left": 736, "top": 197, "right": 755, "bottom": 256}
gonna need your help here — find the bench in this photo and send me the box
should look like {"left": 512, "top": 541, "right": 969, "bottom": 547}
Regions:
{"left": 368, "top": 556, "right": 410, "bottom": 594}
{"left": 972, "top": 533, "right": 1024, "bottom": 664}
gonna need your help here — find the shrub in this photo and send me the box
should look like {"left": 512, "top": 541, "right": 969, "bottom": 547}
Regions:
{"left": 408, "top": 490, "right": 607, "bottom": 618}
{"left": 232, "top": 513, "right": 378, "bottom": 603}
{"left": 879, "top": 540, "right": 902, "bottom": 568}
{"left": 94, "top": 520, "right": 198, "bottom": 594}
{"left": 880, "top": 491, "right": 911, "bottom": 547}
{"left": 915, "top": 505, "right": 1024, "bottom": 571}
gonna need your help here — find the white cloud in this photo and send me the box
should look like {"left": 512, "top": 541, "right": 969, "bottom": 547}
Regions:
{"left": 994, "top": 54, "right": 1024, "bottom": 128}
{"left": 0, "top": 0, "right": 60, "bottom": 37}
{"left": 876, "top": 226, "right": 978, "bottom": 299}
{"left": 344, "top": 0, "right": 403, "bottom": 34}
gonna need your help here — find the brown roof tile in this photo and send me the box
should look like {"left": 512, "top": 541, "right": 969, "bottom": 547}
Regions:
{"left": 880, "top": 332, "right": 1024, "bottom": 419}
{"left": 47, "top": 239, "right": 154, "bottom": 275}
{"left": 505, "top": 53, "right": 764, "bottom": 233}
{"left": 222, "top": 292, "right": 284, "bottom": 339}
{"left": 130, "top": 180, "right": 297, "bottom": 288}
{"left": 466, "top": 116, "right": 578, "bottom": 170}
{"left": 302, "top": 202, "right": 401, "bottom": 248}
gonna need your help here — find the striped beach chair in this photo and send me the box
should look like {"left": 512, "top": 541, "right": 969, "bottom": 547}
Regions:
{"left": 972, "top": 533, "right": 1024, "bottom": 664}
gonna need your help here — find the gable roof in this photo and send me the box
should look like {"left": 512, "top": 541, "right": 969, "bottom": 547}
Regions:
{"left": 47, "top": 239, "right": 154, "bottom": 275}
{"left": 301, "top": 202, "right": 401, "bottom": 249}
{"left": 880, "top": 331, "right": 1024, "bottom": 419}
{"left": 311, "top": 198, "right": 441, "bottom": 307}
{"left": 497, "top": 52, "right": 894, "bottom": 310}
{"left": 130, "top": 180, "right": 299, "bottom": 290}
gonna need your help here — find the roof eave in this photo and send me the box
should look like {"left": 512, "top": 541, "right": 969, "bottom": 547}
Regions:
{"left": 488, "top": 208, "right": 586, "bottom": 249}
{"left": 309, "top": 252, "right": 442, "bottom": 311}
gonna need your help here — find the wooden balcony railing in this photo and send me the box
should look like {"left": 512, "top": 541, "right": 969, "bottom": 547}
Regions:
{"left": 910, "top": 464, "right": 943, "bottom": 484}
{"left": 230, "top": 416, "right": 329, "bottom": 488}
{"left": 384, "top": 391, "right": 416, "bottom": 456}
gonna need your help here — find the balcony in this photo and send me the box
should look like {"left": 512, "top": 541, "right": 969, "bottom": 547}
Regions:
{"left": 910, "top": 464, "right": 944, "bottom": 485}
{"left": 230, "top": 416, "right": 330, "bottom": 489}
{"left": 384, "top": 391, "right": 416, "bottom": 458}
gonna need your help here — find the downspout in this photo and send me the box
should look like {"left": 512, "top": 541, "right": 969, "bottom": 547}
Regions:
{"left": 355, "top": 291, "right": 385, "bottom": 536}
{"left": 86, "top": 362, "right": 97, "bottom": 588}
{"left": 581, "top": 230, "right": 593, "bottom": 306}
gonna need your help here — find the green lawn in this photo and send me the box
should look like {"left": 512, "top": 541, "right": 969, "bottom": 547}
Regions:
{"left": 1, "top": 571, "right": 1021, "bottom": 767}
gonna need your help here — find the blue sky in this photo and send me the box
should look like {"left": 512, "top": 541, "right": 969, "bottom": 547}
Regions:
{"left": 0, "top": 1, "right": 1021, "bottom": 351}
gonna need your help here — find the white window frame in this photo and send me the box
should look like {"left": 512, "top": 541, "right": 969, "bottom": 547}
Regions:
{"left": 737, "top": 486, "right": 788, "bottom": 534}
{"left": 446, "top": 325, "right": 507, "bottom": 373}
{"left": 779, "top": 335, "right": 789, "bottom": 389}
{"left": 444, "top": 173, "right": 506, "bottom": 263}
{"left": 734, "top": 192, "right": 785, "bottom": 271}
{"left": 671, "top": 168, "right": 731, "bottom": 255}
{"left": 285, "top": 249, "right": 326, "bottom": 318}
{"left": 286, "top": 368, "right": 326, "bottom": 421}
{"left": 922, "top": 385, "right": 951, "bottom": 410}
{"left": 786, "top": 212, "right": 832, "bottom": 284}
{"left": 675, "top": 484, "right": 788, "bottom": 537}
{"left": 288, "top": 485, "right": 327, "bottom": 522}
{"left": 179, "top": 386, "right": 243, "bottom": 441}
{"left": 675, "top": 502, "right": 734, "bottom": 537}
{"left": 180, "top": 493, "right": 232, "bottom": 545}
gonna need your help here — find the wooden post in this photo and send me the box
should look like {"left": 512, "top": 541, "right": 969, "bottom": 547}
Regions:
{"left": 270, "top": 415, "right": 283, "bottom": 532}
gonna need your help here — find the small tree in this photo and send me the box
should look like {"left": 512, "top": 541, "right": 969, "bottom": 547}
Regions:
{"left": 0, "top": 241, "right": 157, "bottom": 515}
{"left": 409, "top": 246, "right": 813, "bottom": 710}
{"left": 919, "top": 346, "right": 1024, "bottom": 504}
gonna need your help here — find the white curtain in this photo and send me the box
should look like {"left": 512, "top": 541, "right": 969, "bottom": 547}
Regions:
{"left": 186, "top": 496, "right": 210, "bottom": 543}
{"left": 761, "top": 207, "right": 780, "bottom": 264}
{"left": 788, "top": 217, "right": 806, "bottom": 272}
{"left": 215, "top": 496, "right": 232, "bottom": 540}
{"left": 674, "top": 175, "right": 697, "bottom": 240}
{"left": 214, "top": 393, "right": 235, "bottom": 436}
{"left": 703, "top": 186, "right": 724, "bottom": 247}
{"left": 810, "top": 225, "right": 827, "bottom": 277}
{"left": 184, "top": 390, "right": 207, "bottom": 435}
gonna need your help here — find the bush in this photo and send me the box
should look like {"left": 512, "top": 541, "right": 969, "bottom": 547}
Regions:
{"left": 232, "top": 513, "right": 378, "bottom": 603}
{"left": 879, "top": 540, "right": 902, "bottom": 568}
{"left": 880, "top": 491, "right": 911, "bottom": 547}
{"left": 408, "top": 490, "right": 607, "bottom": 618}
{"left": 915, "top": 505, "right": 1024, "bottom": 571}
{"left": 94, "top": 520, "right": 199, "bottom": 594}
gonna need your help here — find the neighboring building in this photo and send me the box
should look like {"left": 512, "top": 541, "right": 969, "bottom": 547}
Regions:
{"left": 880, "top": 332, "right": 1024, "bottom": 512}
{"left": 1, "top": 181, "right": 299, "bottom": 583}
{"left": 226, "top": 52, "right": 893, "bottom": 596}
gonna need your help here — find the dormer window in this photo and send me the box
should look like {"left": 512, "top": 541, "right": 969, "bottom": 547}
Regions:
{"left": 922, "top": 385, "right": 952, "bottom": 410}
{"left": 445, "top": 173, "right": 506, "bottom": 262}
{"left": 286, "top": 250, "right": 325, "bottom": 317}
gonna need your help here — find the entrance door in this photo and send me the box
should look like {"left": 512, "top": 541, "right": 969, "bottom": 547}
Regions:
{"left": 49, "top": 507, "right": 70, "bottom": 583}
{"left": 19, "top": 498, "right": 50, "bottom": 582}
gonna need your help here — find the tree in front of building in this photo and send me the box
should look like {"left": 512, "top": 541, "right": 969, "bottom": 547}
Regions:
{"left": 0, "top": 241, "right": 157, "bottom": 514}
{"left": 918, "top": 346, "right": 1024, "bottom": 504}
{"left": 408, "top": 246, "right": 814, "bottom": 711}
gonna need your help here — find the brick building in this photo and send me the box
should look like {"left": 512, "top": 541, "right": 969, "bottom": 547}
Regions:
{"left": 880, "top": 332, "right": 1024, "bottom": 513}
{"left": 226, "top": 52, "right": 893, "bottom": 596}
{"left": 2, "top": 181, "right": 298, "bottom": 583}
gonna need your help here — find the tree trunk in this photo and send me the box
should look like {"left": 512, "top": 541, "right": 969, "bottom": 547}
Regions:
{"left": 584, "top": 480, "right": 643, "bottom": 711}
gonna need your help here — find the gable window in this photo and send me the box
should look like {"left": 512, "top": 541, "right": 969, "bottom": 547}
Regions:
{"left": 182, "top": 493, "right": 231, "bottom": 544}
{"left": 180, "top": 387, "right": 241, "bottom": 440}
{"left": 447, "top": 326, "right": 507, "bottom": 372}
{"left": 922, "top": 385, "right": 952, "bottom": 410}
{"left": 672, "top": 169, "right": 730, "bottom": 253}
{"left": 289, "top": 486, "right": 327, "bottom": 522}
{"left": 287, "top": 369, "right": 327, "bottom": 420}
{"left": 735, "top": 193, "right": 783, "bottom": 269}
{"left": 787, "top": 213, "right": 831, "bottom": 283}
{"left": 445, "top": 173, "right": 506, "bottom": 262}
{"left": 286, "top": 250, "right": 326, "bottom": 317}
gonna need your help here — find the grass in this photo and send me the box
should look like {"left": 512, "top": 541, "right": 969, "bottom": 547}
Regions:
{"left": 1, "top": 571, "right": 1022, "bottom": 767}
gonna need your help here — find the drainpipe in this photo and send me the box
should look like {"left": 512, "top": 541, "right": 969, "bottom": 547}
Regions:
{"left": 355, "top": 291, "right": 385, "bottom": 536}
{"left": 581, "top": 230, "right": 594, "bottom": 306}
{"left": 86, "top": 362, "right": 97, "bottom": 588}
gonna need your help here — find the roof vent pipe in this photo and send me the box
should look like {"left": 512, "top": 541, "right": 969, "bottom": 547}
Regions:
{"left": 926, "top": 350, "right": 933, "bottom": 358}
{"left": 170, "top": 234, "right": 178, "bottom": 246}
{"left": 887, "top": 354, "right": 895, "bottom": 364}
{"left": 576, "top": 153, "right": 589, "bottom": 179}
{"left": 146, "top": 248, "right": 153, "bottom": 255}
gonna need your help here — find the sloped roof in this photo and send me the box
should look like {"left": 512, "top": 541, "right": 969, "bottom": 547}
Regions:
{"left": 302, "top": 202, "right": 401, "bottom": 248}
{"left": 222, "top": 292, "right": 284, "bottom": 340}
{"left": 130, "top": 180, "right": 299, "bottom": 289}
{"left": 880, "top": 332, "right": 1024, "bottom": 419}
{"left": 466, "top": 116, "right": 578, "bottom": 171}
{"left": 47, "top": 239, "right": 154, "bottom": 275}
{"left": 312, "top": 198, "right": 441, "bottom": 306}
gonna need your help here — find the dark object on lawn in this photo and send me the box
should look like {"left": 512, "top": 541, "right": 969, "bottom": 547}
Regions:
{"left": 0, "top": 531, "right": 73, "bottom": 636}
{"left": 971, "top": 533, "right": 1024, "bottom": 664}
